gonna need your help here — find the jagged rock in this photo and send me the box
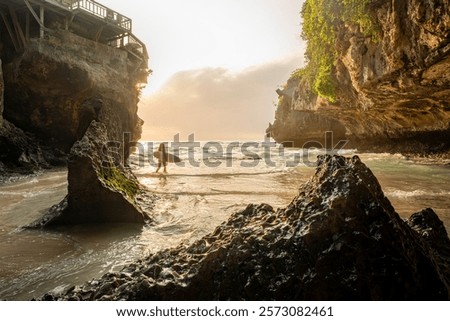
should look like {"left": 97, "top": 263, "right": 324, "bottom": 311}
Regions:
{"left": 0, "top": 120, "right": 50, "bottom": 179}
{"left": 407, "top": 208, "right": 450, "bottom": 290}
{"left": 42, "top": 155, "right": 450, "bottom": 300}
{"left": 408, "top": 208, "right": 450, "bottom": 250}
{"left": 30, "top": 121, "right": 152, "bottom": 226}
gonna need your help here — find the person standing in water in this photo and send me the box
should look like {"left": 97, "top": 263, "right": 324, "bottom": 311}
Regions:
{"left": 156, "top": 143, "right": 168, "bottom": 173}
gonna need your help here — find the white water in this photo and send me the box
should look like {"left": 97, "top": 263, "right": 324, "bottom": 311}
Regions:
{"left": 0, "top": 143, "right": 449, "bottom": 300}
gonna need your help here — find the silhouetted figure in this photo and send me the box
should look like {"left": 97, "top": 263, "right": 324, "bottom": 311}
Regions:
{"left": 155, "top": 143, "right": 167, "bottom": 173}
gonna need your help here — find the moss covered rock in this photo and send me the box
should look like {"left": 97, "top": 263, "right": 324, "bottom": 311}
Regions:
{"left": 30, "top": 121, "right": 152, "bottom": 226}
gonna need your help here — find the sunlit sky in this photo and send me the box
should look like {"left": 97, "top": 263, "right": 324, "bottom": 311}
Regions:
{"left": 101, "top": 0, "right": 306, "bottom": 140}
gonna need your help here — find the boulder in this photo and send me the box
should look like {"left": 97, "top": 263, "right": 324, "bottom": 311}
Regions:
{"left": 0, "top": 120, "right": 50, "bottom": 179}
{"left": 42, "top": 155, "right": 450, "bottom": 300}
{"left": 407, "top": 208, "right": 450, "bottom": 290}
{"left": 30, "top": 121, "right": 152, "bottom": 226}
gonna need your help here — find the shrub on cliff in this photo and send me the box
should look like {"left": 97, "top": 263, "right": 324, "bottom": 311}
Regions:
{"left": 298, "top": 0, "right": 378, "bottom": 103}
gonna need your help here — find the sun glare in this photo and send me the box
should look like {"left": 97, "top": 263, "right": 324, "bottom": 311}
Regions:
{"left": 99, "top": 0, "right": 305, "bottom": 140}
{"left": 101, "top": 0, "right": 303, "bottom": 92}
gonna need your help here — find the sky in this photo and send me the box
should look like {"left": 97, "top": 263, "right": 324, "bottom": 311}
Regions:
{"left": 101, "top": 0, "right": 306, "bottom": 141}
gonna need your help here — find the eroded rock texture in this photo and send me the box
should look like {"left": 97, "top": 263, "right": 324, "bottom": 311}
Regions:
{"left": 1, "top": 29, "right": 146, "bottom": 177}
{"left": 1, "top": 59, "right": 56, "bottom": 178}
{"left": 3, "top": 30, "right": 144, "bottom": 154}
{"left": 29, "top": 121, "right": 153, "bottom": 226}
{"left": 42, "top": 156, "right": 450, "bottom": 300}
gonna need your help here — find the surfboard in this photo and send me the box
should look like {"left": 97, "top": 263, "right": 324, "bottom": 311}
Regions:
{"left": 153, "top": 151, "right": 181, "bottom": 163}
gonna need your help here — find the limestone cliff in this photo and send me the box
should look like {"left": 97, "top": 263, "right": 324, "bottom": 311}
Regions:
{"left": 0, "top": 27, "right": 147, "bottom": 178}
{"left": 3, "top": 30, "right": 145, "bottom": 152}
{"left": 0, "top": 59, "right": 51, "bottom": 175}
{"left": 269, "top": 0, "right": 450, "bottom": 154}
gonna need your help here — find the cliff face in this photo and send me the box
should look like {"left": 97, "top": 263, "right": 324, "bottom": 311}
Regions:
{"left": 0, "top": 60, "right": 3, "bottom": 127}
{"left": 3, "top": 30, "right": 144, "bottom": 152}
{"left": 269, "top": 0, "right": 450, "bottom": 153}
{"left": 0, "top": 27, "right": 147, "bottom": 177}
{"left": 0, "top": 59, "right": 50, "bottom": 175}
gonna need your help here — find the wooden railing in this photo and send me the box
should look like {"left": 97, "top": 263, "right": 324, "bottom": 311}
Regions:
{"left": 70, "top": 0, "right": 132, "bottom": 31}
{"left": 36, "top": 0, "right": 146, "bottom": 60}
{"left": 41, "top": 0, "right": 76, "bottom": 9}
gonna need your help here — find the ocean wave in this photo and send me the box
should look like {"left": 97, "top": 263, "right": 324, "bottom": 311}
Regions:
{"left": 358, "top": 153, "right": 405, "bottom": 162}
{"left": 141, "top": 189, "right": 287, "bottom": 197}
{"left": 136, "top": 169, "right": 286, "bottom": 179}
{"left": 131, "top": 146, "right": 359, "bottom": 163}
{"left": 386, "top": 189, "right": 450, "bottom": 198}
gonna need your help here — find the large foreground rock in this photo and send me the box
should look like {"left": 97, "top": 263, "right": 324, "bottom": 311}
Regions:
{"left": 30, "top": 121, "right": 152, "bottom": 226}
{"left": 42, "top": 155, "right": 450, "bottom": 300}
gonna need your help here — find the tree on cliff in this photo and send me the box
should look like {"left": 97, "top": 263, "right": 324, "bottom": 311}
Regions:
{"left": 297, "top": 0, "right": 377, "bottom": 103}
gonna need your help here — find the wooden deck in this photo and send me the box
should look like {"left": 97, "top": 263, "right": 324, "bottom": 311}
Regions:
{"left": 0, "top": 0, "right": 147, "bottom": 64}
{"left": 70, "top": 0, "right": 132, "bottom": 32}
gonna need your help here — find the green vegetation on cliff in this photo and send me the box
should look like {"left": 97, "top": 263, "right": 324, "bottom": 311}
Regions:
{"left": 297, "top": 0, "right": 377, "bottom": 103}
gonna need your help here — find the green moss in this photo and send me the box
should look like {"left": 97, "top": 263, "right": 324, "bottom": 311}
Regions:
{"left": 299, "top": 0, "right": 378, "bottom": 102}
{"left": 99, "top": 165, "right": 140, "bottom": 199}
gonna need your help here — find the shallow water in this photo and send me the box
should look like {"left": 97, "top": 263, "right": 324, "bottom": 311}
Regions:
{"left": 0, "top": 144, "right": 449, "bottom": 300}
{"left": 363, "top": 155, "right": 450, "bottom": 224}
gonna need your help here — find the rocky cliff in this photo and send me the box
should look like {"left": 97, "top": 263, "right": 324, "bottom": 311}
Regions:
{"left": 0, "top": 59, "right": 51, "bottom": 176}
{"left": 41, "top": 156, "right": 450, "bottom": 300}
{"left": 0, "top": 29, "right": 147, "bottom": 178}
{"left": 269, "top": 0, "right": 450, "bottom": 154}
{"left": 4, "top": 30, "right": 145, "bottom": 152}
{"left": 0, "top": 60, "right": 3, "bottom": 127}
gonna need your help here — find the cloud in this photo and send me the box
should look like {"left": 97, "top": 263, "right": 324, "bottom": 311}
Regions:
{"left": 138, "top": 54, "right": 303, "bottom": 141}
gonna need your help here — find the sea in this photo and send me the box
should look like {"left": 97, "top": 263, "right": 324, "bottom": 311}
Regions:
{"left": 0, "top": 141, "right": 449, "bottom": 300}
